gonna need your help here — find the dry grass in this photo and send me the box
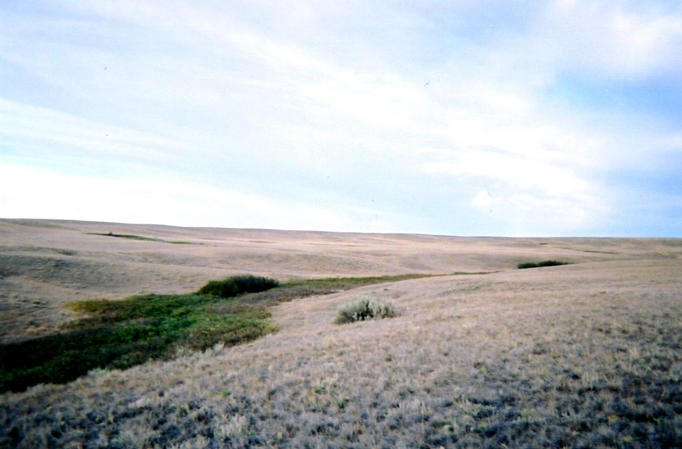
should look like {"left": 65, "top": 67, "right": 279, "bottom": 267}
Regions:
{"left": 5, "top": 219, "right": 664, "bottom": 344}
{"left": 0, "top": 220, "right": 680, "bottom": 448}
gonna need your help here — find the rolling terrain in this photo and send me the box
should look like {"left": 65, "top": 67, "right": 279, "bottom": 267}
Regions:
{"left": 0, "top": 219, "right": 679, "bottom": 448}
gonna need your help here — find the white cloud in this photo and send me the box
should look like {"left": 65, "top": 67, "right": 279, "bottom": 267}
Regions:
{"left": 472, "top": 189, "right": 493, "bottom": 211}
{"left": 420, "top": 147, "right": 608, "bottom": 231}
{"left": 0, "top": 161, "right": 396, "bottom": 232}
{"left": 535, "top": 0, "right": 682, "bottom": 78}
{"left": 1, "top": 0, "right": 679, "bottom": 235}
{"left": 0, "top": 98, "right": 181, "bottom": 162}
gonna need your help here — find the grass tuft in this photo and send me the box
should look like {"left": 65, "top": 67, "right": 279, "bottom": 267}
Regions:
{"left": 517, "top": 260, "right": 569, "bottom": 269}
{"left": 335, "top": 296, "right": 398, "bottom": 324}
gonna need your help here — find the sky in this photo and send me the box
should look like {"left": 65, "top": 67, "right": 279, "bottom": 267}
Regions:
{"left": 1, "top": 0, "right": 681, "bottom": 236}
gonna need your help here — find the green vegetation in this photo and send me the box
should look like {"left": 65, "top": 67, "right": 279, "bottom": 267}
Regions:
{"left": 517, "top": 260, "right": 569, "bottom": 269}
{"left": 89, "top": 232, "right": 160, "bottom": 241}
{"left": 0, "top": 275, "right": 279, "bottom": 393}
{"left": 283, "top": 273, "right": 433, "bottom": 290}
{"left": 230, "top": 274, "right": 436, "bottom": 307}
{"left": 335, "top": 296, "right": 398, "bottom": 324}
{"left": 88, "top": 232, "right": 197, "bottom": 245}
{"left": 0, "top": 273, "right": 430, "bottom": 392}
{"left": 197, "top": 275, "right": 279, "bottom": 297}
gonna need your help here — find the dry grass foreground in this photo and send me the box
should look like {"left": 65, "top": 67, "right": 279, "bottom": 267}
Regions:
{"left": 0, "top": 219, "right": 680, "bottom": 448}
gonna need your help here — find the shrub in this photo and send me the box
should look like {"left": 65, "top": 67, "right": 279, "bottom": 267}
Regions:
{"left": 517, "top": 260, "right": 569, "bottom": 269}
{"left": 231, "top": 275, "right": 279, "bottom": 293}
{"left": 196, "top": 275, "right": 279, "bottom": 297}
{"left": 197, "top": 279, "right": 239, "bottom": 298}
{"left": 335, "top": 296, "right": 398, "bottom": 324}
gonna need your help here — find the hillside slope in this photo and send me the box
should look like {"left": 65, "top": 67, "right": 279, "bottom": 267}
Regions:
{"left": 0, "top": 219, "right": 680, "bottom": 448}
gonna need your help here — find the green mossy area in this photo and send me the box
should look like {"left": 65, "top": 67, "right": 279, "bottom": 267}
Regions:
{"left": 517, "top": 260, "right": 569, "bottom": 269}
{"left": 0, "top": 274, "right": 430, "bottom": 393}
{"left": 87, "top": 232, "right": 195, "bottom": 245}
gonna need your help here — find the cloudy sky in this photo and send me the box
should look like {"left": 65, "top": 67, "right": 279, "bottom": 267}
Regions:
{"left": 1, "top": 0, "right": 680, "bottom": 236}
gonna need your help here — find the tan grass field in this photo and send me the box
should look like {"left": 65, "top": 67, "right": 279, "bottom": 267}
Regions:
{"left": 0, "top": 219, "right": 680, "bottom": 448}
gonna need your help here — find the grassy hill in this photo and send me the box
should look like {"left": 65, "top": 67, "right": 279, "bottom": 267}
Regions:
{"left": 0, "top": 220, "right": 680, "bottom": 448}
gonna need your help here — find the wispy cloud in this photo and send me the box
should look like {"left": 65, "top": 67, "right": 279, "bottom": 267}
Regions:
{"left": 540, "top": 0, "right": 682, "bottom": 77}
{"left": 0, "top": 161, "right": 400, "bottom": 232}
{"left": 1, "top": 0, "right": 680, "bottom": 235}
{"left": 0, "top": 98, "right": 178, "bottom": 162}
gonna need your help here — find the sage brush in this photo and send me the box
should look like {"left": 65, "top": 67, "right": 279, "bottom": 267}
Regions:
{"left": 335, "top": 296, "right": 398, "bottom": 324}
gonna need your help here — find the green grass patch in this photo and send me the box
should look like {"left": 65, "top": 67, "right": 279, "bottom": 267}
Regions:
{"left": 88, "top": 232, "right": 198, "bottom": 245}
{"left": 282, "top": 273, "right": 433, "bottom": 290}
{"left": 233, "top": 274, "right": 436, "bottom": 306}
{"left": 0, "top": 299, "right": 275, "bottom": 392}
{"left": 89, "top": 232, "right": 160, "bottom": 241}
{"left": 0, "top": 273, "right": 432, "bottom": 392}
{"left": 0, "top": 275, "right": 278, "bottom": 393}
{"left": 517, "top": 260, "right": 570, "bottom": 269}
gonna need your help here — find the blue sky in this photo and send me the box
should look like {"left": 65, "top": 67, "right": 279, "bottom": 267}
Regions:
{"left": 1, "top": 0, "right": 680, "bottom": 236}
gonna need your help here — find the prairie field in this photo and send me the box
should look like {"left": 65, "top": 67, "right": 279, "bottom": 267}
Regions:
{"left": 0, "top": 219, "right": 680, "bottom": 448}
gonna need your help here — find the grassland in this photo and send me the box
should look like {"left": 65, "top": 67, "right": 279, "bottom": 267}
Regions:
{"left": 0, "top": 220, "right": 680, "bottom": 448}
{"left": 0, "top": 275, "right": 433, "bottom": 393}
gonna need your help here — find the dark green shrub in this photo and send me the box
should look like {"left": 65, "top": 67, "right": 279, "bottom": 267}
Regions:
{"left": 196, "top": 275, "right": 278, "bottom": 297}
{"left": 517, "top": 260, "right": 569, "bottom": 269}
{"left": 197, "top": 279, "right": 239, "bottom": 298}
{"left": 335, "top": 296, "right": 398, "bottom": 324}
{"left": 230, "top": 275, "right": 279, "bottom": 293}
